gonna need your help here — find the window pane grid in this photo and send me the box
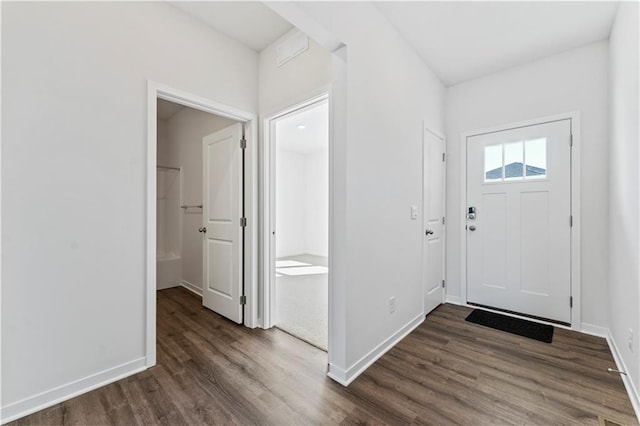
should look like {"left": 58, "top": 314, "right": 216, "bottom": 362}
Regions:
{"left": 484, "top": 138, "right": 547, "bottom": 182}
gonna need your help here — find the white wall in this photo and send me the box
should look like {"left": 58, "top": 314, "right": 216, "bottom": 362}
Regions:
{"left": 259, "top": 28, "right": 332, "bottom": 115}
{"left": 164, "top": 107, "right": 237, "bottom": 291}
{"left": 275, "top": 149, "right": 308, "bottom": 257}
{"left": 305, "top": 149, "right": 329, "bottom": 256}
{"left": 267, "top": 2, "right": 446, "bottom": 383}
{"left": 1, "top": 2, "right": 257, "bottom": 420}
{"left": 156, "top": 119, "right": 177, "bottom": 258}
{"left": 608, "top": 1, "right": 640, "bottom": 409}
{"left": 445, "top": 41, "right": 610, "bottom": 329}
{"left": 275, "top": 147, "right": 329, "bottom": 258}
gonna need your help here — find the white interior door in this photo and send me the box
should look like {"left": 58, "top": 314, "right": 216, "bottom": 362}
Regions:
{"left": 423, "top": 129, "right": 446, "bottom": 315}
{"left": 466, "top": 119, "right": 571, "bottom": 323}
{"left": 202, "top": 123, "right": 243, "bottom": 324}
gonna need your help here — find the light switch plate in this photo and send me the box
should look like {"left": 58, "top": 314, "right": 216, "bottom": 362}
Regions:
{"left": 411, "top": 205, "right": 418, "bottom": 220}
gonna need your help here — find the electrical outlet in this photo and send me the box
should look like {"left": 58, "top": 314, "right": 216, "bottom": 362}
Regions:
{"left": 389, "top": 297, "right": 396, "bottom": 314}
{"left": 629, "top": 329, "right": 634, "bottom": 351}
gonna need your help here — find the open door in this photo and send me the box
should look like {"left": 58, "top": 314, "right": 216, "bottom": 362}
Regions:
{"left": 423, "top": 128, "right": 446, "bottom": 315}
{"left": 201, "top": 123, "right": 244, "bottom": 324}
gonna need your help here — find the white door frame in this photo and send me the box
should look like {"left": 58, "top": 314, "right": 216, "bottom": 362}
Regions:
{"left": 146, "top": 81, "right": 259, "bottom": 368}
{"left": 261, "top": 91, "right": 330, "bottom": 330}
{"left": 459, "top": 111, "right": 581, "bottom": 330}
{"left": 422, "top": 124, "right": 447, "bottom": 314}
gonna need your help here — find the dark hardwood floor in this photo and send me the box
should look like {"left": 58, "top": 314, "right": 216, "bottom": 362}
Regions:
{"left": 12, "top": 287, "right": 638, "bottom": 425}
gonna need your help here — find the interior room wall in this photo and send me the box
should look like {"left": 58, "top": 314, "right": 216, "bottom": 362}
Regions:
{"left": 445, "top": 41, "right": 610, "bottom": 330}
{"left": 275, "top": 146, "right": 329, "bottom": 259}
{"left": 275, "top": 148, "right": 308, "bottom": 258}
{"left": 264, "top": 2, "right": 446, "bottom": 383}
{"left": 305, "top": 149, "right": 329, "bottom": 257}
{"left": 157, "top": 119, "right": 171, "bottom": 257}
{"left": 1, "top": 2, "right": 257, "bottom": 420}
{"left": 608, "top": 1, "right": 640, "bottom": 409}
{"left": 164, "top": 107, "right": 236, "bottom": 294}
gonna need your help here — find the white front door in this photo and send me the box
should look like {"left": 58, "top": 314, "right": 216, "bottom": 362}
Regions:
{"left": 423, "top": 129, "right": 446, "bottom": 315}
{"left": 466, "top": 119, "right": 572, "bottom": 324}
{"left": 202, "top": 123, "right": 244, "bottom": 324}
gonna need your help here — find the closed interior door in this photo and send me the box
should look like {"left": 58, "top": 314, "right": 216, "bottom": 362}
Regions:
{"left": 423, "top": 129, "right": 446, "bottom": 315}
{"left": 202, "top": 123, "right": 243, "bottom": 324}
{"left": 466, "top": 119, "right": 572, "bottom": 324}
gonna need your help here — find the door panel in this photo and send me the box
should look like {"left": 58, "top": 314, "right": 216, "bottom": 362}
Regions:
{"left": 466, "top": 119, "right": 571, "bottom": 323}
{"left": 423, "top": 130, "right": 445, "bottom": 315}
{"left": 202, "top": 123, "right": 243, "bottom": 324}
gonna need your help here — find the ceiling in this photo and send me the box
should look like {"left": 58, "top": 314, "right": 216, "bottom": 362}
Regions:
{"left": 167, "top": 1, "right": 618, "bottom": 86}
{"left": 276, "top": 101, "right": 329, "bottom": 155}
{"left": 375, "top": 1, "right": 619, "bottom": 86}
{"left": 169, "top": 1, "right": 293, "bottom": 51}
{"left": 157, "top": 99, "right": 185, "bottom": 121}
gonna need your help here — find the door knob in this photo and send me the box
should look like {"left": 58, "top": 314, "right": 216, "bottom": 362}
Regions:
{"left": 468, "top": 225, "right": 476, "bottom": 231}
{"left": 198, "top": 227, "right": 207, "bottom": 233}
{"left": 425, "top": 229, "right": 434, "bottom": 235}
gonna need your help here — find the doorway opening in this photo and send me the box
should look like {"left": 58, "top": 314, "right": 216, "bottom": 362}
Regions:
{"left": 146, "top": 82, "right": 258, "bottom": 367}
{"left": 156, "top": 97, "right": 247, "bottom": 319}
{"left": 264, "top": 96, "right": 329, "bottom": 350}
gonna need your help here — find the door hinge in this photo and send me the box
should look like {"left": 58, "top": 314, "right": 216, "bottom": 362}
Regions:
{"left": 569, "top": 296, "right": 573, "bottom": 308}
{"left": 442, "top": 152, "right": 446, "bottom": 162}
{"left": 240, "top": 295, "right": 247, "bottom": 305}
{"left": 240, "top": 217, "right": 247, "bottom": 227}
{"left": 442, "top": 280, "right": 445, "bottom": 288}
{"left": 570, "top": 215, "right": 573, "bottom": 227}
{"left": 442, "top": 216, "right": 446, "bottom": 225}
{"left": 240, "top": 138, "right": 247, "bottom": 149}
{"left": 569, "top": 133, "right": 573, "bottom": 147}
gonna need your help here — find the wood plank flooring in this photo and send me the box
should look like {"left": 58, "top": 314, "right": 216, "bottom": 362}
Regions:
{"left": 12, "top": 287, "right": 638, "bottom": 425}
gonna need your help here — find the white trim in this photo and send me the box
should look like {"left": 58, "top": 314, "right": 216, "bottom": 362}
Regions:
{"left": 146, "top": 81, "right": 259, "bottom": 369}
{"left": 580, "top": 323, "right": 609, "bottom": 338}
{"left": 328, "top": 313, "right": 424, "bottom": 386}
{"left": 459, "top": 111, "right": 581, "bottom": 329}
{"left": 607, "top": 330, "right": 640, "bottom": 421}
{"left": 1, "top": 357, "right": 146, "bottom": 424}
{"left": 445, "top": 294, "right": 463, "bottom": 305}
{"left": 261, "top": 91, "right": 330, "bottom": 330}
{"left": 180, "top": 280, "right": 203, "bottom": 297}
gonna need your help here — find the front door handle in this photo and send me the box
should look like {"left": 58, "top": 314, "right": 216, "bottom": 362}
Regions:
{"left": 426, "top": 229, "right": 434, "bottom": 235}
{"left": 198, "top": 227, "right": 207, "bottom": 233}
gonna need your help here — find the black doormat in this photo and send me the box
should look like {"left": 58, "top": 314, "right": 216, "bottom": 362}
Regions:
{"left": 465, "top": 309, "right": 554, "bottom": 343}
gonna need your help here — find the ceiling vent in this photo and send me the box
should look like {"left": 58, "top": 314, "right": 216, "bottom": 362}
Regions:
{"left": 276, "top": 31, "right": 309, "bottom": 67}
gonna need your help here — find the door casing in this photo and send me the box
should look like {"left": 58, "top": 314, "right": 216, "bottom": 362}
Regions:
{"left": 146, "top": 81, "right": 258, "bottom": 368}
{"left": 459, "top": 111, "right": 582, "bottom": 330}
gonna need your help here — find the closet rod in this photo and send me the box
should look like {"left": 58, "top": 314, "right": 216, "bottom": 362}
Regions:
{"left": 157, "top": 165, "right": 180, "bottom": 171}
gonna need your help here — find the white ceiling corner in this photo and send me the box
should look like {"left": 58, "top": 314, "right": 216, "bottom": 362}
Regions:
{"left": 375, "top": 1, "right": 619, "bottom": 86}
{"left": 168, "top": 1, "right": 293, "bottom": 51}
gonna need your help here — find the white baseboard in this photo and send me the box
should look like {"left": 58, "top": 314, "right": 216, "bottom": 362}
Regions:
{"left": 181, "top": 280, "right": 202, "bottom": 297}
{"left": 327, "top": 313, "right": 424, "bottom": 386}
{"left": 580, "top": 322, "right": 609, "bottom": 338}
{"left": 607, "top": 330, "right": 640, "bottom": 421}
{"left": 445, "top": 294, "right": 462, "bottom": 305}
{"left": 1, "top": 357, "right": 147, "bottom": 424}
